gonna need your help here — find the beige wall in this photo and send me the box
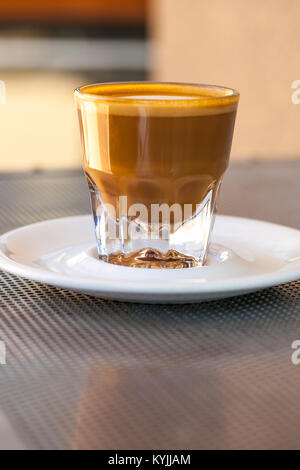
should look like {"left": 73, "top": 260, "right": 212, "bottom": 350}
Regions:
{"left": 0, "top": 72, "right": 83, "bottom": 171}
{"left": 149, "top": 0, "right": 300, "bottom": 160}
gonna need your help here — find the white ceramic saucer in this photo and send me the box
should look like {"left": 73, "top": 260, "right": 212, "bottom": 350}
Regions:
{"left": 0, "top": 215, "right": 299, "bottom": 303}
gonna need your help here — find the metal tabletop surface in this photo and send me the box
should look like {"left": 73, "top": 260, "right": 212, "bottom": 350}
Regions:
{"left": 0, "top": 161, "right": 299, "bottom": 450}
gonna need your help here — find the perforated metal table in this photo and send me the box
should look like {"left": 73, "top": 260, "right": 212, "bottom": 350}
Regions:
{"left": 0, "top": 161, "right": 299, "bottom": 450}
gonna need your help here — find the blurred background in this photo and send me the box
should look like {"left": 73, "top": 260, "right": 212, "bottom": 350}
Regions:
{"left": 0, "top": 0, "right": 299, "bottom": 171}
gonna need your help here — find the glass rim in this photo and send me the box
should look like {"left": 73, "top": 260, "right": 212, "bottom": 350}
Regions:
{"left": 74, "top": 81, "right": 239, "bottom": 107}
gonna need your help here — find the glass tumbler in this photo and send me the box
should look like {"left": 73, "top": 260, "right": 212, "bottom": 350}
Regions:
{"left": 75, "top": 82, "right": 239, "bottom": 268}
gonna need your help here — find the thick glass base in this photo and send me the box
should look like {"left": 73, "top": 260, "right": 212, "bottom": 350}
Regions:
{"left": 87, "top": 176, "right": 221, "bottom": 269}
{"left": 100, "top": 248, "right": 199, "bottom": 269}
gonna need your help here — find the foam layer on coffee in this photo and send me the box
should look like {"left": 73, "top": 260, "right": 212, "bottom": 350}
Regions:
{"left": 75, "top": 82, "right": 239, "bottom": 116}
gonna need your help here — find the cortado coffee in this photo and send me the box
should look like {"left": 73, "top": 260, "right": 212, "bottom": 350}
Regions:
{"left": 75, "top": 82, "right": 239, "bottom": 268}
